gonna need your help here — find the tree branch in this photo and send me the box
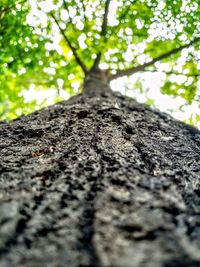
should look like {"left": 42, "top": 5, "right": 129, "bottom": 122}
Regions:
{"left": 0, "top": 0, "right": 27, "bottom": 14}
{"left": 91, "top": 0, "right": 111, "bottom": 70}
{"left": 144, "top": 70, "right": 200, "bottom": 78}
{"left": 62, "top": 0, "right": 69, "bottom": 13}
{"left": 63, "top": 0, "right": 73, "bottom": 23}
{"left": 101, "top": 0, "right": 112, "bottom": 37}
{"left": 108, "top": 0, "right": 133, "bottom": 37}
{"left": 50, "top": 13, "right": 88, "bottom": 74}
{"left": 110, "top": 38, "right": 200, "bottom": 80}
{"left": 81, "top": 0, "right": 88, "bottom": 23}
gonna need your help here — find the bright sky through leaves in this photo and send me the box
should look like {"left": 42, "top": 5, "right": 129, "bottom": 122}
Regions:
{"left": 0, "top": 0, "right": 199, "bottom": 126}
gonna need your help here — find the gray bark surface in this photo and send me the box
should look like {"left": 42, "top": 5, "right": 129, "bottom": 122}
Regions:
{"left": 0, "top": 90, "right": 200, "bottom": 267}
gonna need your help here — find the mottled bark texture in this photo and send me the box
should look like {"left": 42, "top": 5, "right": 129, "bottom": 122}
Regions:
{"left": 0, "top": 90, "right": 200, "bottom": 267}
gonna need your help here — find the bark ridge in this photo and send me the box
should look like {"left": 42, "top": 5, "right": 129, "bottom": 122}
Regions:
{"left": 0, "top": 91, "right": 200, "bottom": 267}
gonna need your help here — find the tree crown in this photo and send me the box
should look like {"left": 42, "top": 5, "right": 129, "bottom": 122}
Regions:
{"left": 0, "top": 0, "right": 199, "bottom": 124}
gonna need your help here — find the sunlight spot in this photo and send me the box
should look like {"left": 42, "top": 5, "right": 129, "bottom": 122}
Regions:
{"left": 99, "top": 63, "right": 109, "bottom": 69}
{"left": 18, "top": 68, "right": 26, "bottom": 75}
{"left": 137, "top": 54, "right": 147, "bottom": 65}
{"left": 174, "top": 65, "right": 183, "bottom": 72}
{"left": 16, "top": 3, "right": 22, "bottom": 10}
{"left": 176, "top": 22, "right": 183, "bottom": 32}
{"left": 68, "top": 74, "right": 75, "bottom": 80}
{"left": 59, "top": 89, "right": 70, "bottom": 99}
{"left": 135, "top": 19, "right": 144, "bottom": 29}
{"left": 191, "top": 2, "right": 198, "bottom": 11}
{"left": 179, "top": 34, "right": 187, "bottom": 41}
{"left": 22, "top": 85, "right": 58, "bottom": 105}
{"left": 45, "top": 42, "right": 53, "bottom": 50}
{"left": 183, "top": 69, "right": 190, "bottom": 74}
{"left": 60, "top": 60, "right": 67, "bottom": 66}
{"left": 61, "top": 10, "right": 69, "bottom": 21}
{"left": 72, "top": 81, "right": 80, "bottom": 93}
{"left": 157, "top": 1, "right": 166, "bottom": 10}
{"left": 76, "top": 20, "right": 84, "bottom": 30}
{"left": 111, "top": 69, "right": 117, "bottom": 74}
{"left": 57, "top": 78, "right": 64, "bottom": 87}
{"left": 67, "top": 51, "right": 73, "bottom": 57}
{"left": 44, "top": 67, "right": 55, "bottom": 75}
{"left": 110, "top": 71, "right": 200, "bottom": 128}
{"left": 125, "top": 28, "right": 133, "bottom": 35}
{"left": 38, "top": 1, "right": 55, "bottom": 12}
{"left": 187, "top": 77, "right": 194, "bottom": 84}
{"left": 68, "top": 6, "right": 76, "bottom": 18}
{"left": 154, "top": 10, "right": 160, "bottom": 16}
{"left": 108, "top": 0, "right": 119, "bottom": 26}
{"left": 123, "top": 49, "right": 134, "bottom": 62}
{"left": 78, "top": 33, "right": 87, "bottom": 49}
{"left": 168, "top": 32, "right": 175, "bottom": 40}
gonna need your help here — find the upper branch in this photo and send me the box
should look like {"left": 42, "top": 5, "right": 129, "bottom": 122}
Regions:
{"left": 110, "top": 37, "right": 200, "bottom": 80}
{"left": 50, "top": 13, "right": 88, "bottom": 74}
{"left": 91, "top": 0, "right": 111, "bottom": 70}
{"left": 0, "top": 0, "right": 27, "bottom": 14}
{"left": 62, "top": 0, "right": 69, "bottom": 13}
{"left": 63, "top": 0, "right": 73, "bottom": 24}
{"left": 81, "top": 0, "right": 88, "bottom": 23}
{"left": 143, "top": 70, "right": 200, "bottom": 78}
{"left": 101, "top": 0, "right": 112, "bottom": 36}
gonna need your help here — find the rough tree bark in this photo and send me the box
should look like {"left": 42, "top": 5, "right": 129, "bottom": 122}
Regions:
{"left": 0, "top": 78, "right": 200, "bottom": 267}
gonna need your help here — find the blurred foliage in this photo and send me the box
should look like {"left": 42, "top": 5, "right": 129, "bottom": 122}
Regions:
{"left": 0, "top": 0, "right": 199, "bottom": 124}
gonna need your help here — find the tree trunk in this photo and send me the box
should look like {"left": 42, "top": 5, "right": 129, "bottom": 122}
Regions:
{"left": 0, "top": 85, "right": 200, "bottom": 267}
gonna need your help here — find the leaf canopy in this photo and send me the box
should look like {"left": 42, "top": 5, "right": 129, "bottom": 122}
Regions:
{"left": 0, "top": 0, "right": 199, "bottom": 124}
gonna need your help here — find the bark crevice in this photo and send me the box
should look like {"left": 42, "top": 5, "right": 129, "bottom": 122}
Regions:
{"left": 0, "top": 90, "right": 200, "bottom": 267}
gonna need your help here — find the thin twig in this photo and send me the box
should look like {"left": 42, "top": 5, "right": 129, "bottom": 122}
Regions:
{"left": 63, "top": 0, "right": 72, "bottom": 22}
{"left": 109, "top": 0, "right": 132, "bottom": 37}
{"left": 0, "top": 0, "right": 27, "bottom": 14}
{"left": 109, "top": 38, "right": 200, "bottom": 80}
{"left": 91, "top": 0, "right": 111, "bottom": 70}
{"left": 50, "top": 13, "right": 88, "bottom": 74}
{"left": 144, "top": 70, "right": 199, "bottom": 77}
{"left": 62, "top": 0, "right": 78, "bottom": 27}
{"left": 81, "top": 0, "right": 88, "bottom": 24}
